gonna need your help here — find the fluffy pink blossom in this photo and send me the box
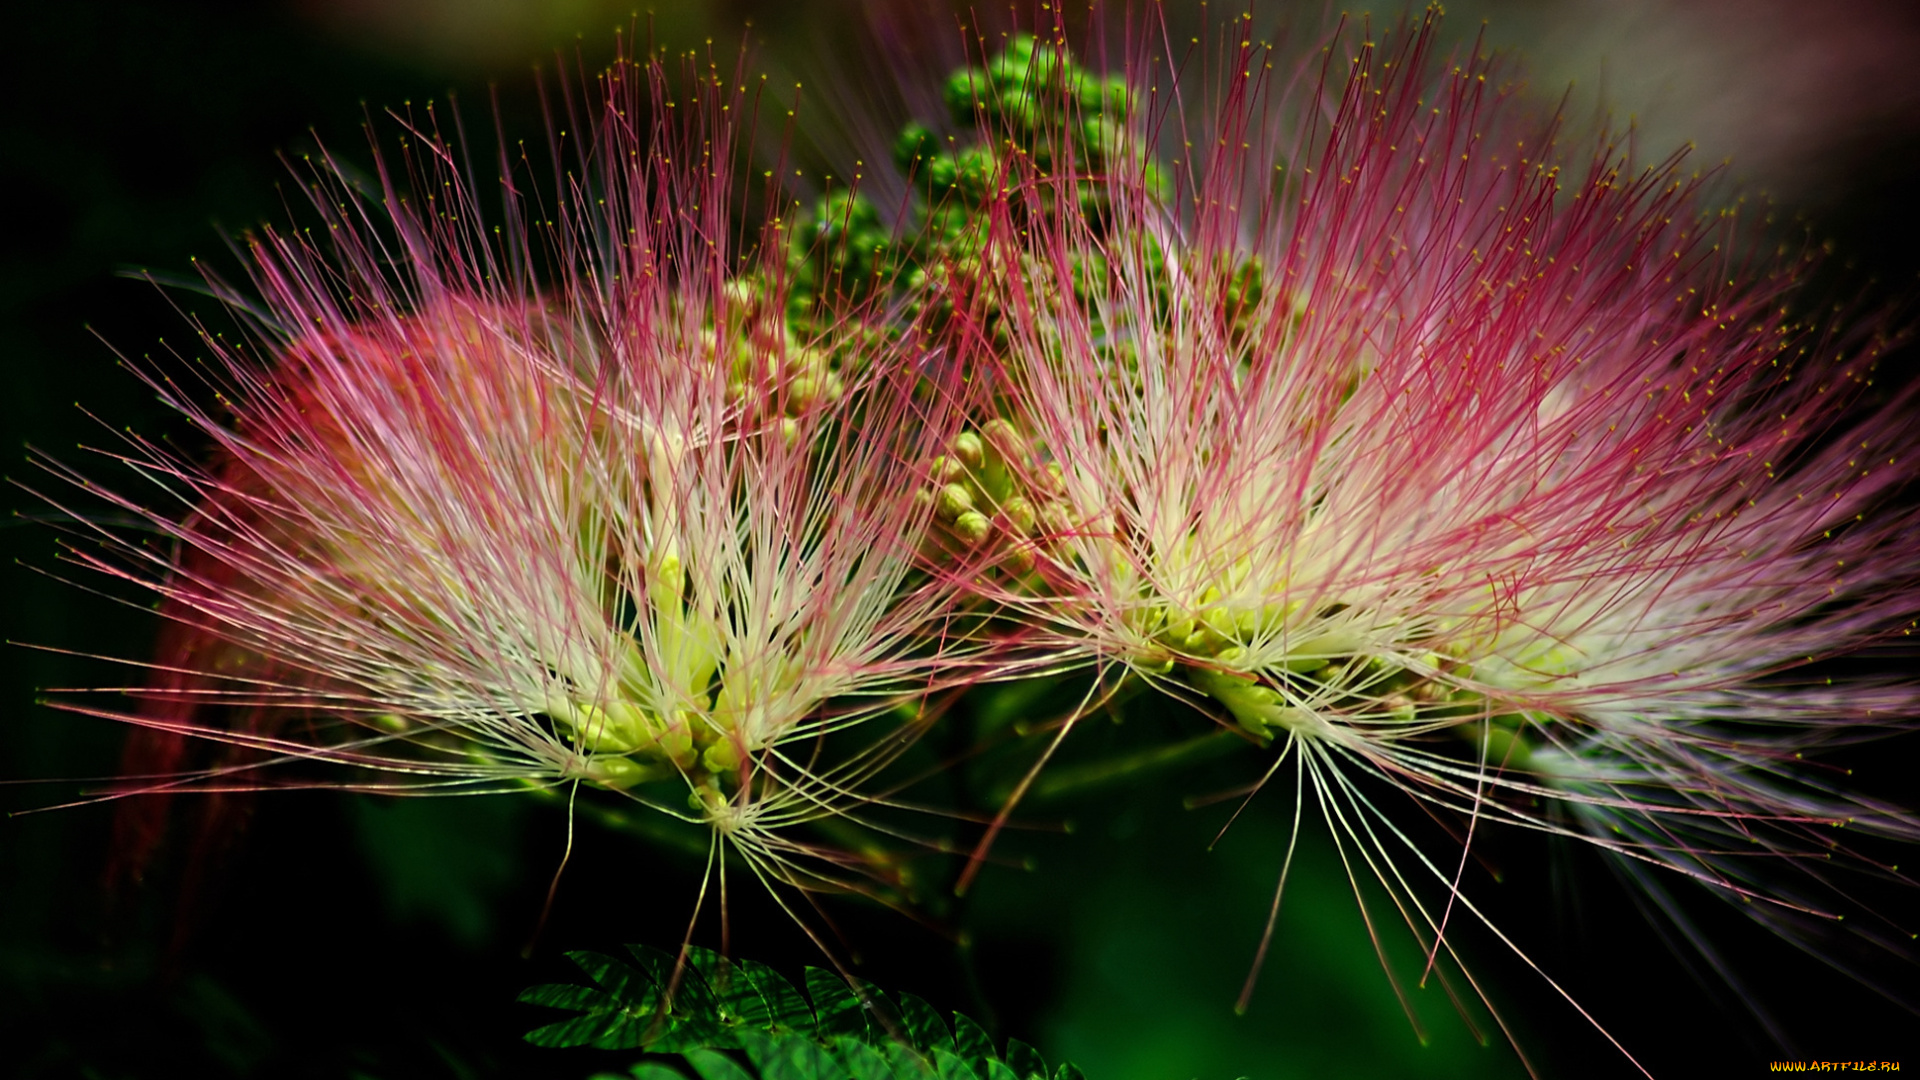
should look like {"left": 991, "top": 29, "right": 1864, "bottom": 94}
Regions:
{"left": 33, "top": 49, "right": 990, "bottom": 900}
{"left": 940, "top": 10, "right": 1920, "bottom": 1067}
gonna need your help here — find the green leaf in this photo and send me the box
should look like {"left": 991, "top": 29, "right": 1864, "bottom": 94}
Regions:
{"left": 523, "top": 1010, "right": 657, "bottom": 1052}
{"left": 929, "top": 1047, "right": 981, "bottom": 1080}
{"left": 627, "top": 946, "right": 724, "bottom": 1052}
{"left": 1003, "top": 1039, "right": 1048, "bottom": 1080}
{"left": 516, "top": 981, "right": 607, "bottom": 1012}
{"left": 520, "top": 951, "right": 668, "bottom": 1049}
{"left": 741, "top": 1029, "right": 844, "bottom": 1080}
{"left": 891, "top": 994, "right": 952, "bottom": 1055}
{"left": 949, "top": 1014, "right": 995, "bottom": 1064}
{"left": 884, "top": 1041, "right": 942, "bottom": 1080}
{"left": 828, "top": 1035, "right": 899, "bottom": 1080}
{"left": 520, "top": 945, "right": 1090, "bottom": 1080}
{"left": 978, "top": 1060, "right": 1020, "bottom": 1080}
{"left": 682, "top": 1048, "right": 756, "bottom": 1080}
{"left": 722, "top": 958, "right": 817, "bottom": 1036}
{"left": 628, "top": 945, "right": 723, "bottom": 1021}
{"left": 736, "top": 1030, "right": 780, "bottom": 1074}
{"left": 576, "top": 950, "right": 661, "bottom": 998}
{"left": 804, "top": 968, "right": 872, "bottom": 1041}
{"left": 685, "top": 948, "right": 759, "bottom": 1048}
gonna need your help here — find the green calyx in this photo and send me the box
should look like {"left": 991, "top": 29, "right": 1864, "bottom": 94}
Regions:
{"left": 1108, "top": 583, "right": 1467, "bottom": 745}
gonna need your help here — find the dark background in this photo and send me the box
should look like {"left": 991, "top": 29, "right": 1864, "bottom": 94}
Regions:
{"left": 5, "top": 2, "right": 1920, "bottom": 1077}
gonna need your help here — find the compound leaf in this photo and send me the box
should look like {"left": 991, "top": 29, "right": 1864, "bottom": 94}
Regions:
{"left": 520, "top": 945, "right": 1090, "bottom": 1080}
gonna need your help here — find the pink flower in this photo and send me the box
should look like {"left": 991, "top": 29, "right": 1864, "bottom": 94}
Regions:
{"left": 34, "top": 49, "right": 990, "bottom": 899}
{"left": 933, "top": 11, "right": 1920, "bottom": 1066}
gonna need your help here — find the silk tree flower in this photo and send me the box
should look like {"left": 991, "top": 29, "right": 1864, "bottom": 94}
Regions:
{"left": 906, "top": 11, "right": 1920, "bottom": 1067}
{"left": 31, "top": 49, "right": 996, "bottom": 902}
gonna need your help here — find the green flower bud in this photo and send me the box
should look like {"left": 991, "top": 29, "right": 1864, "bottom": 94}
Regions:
{"left": 1000, "top": 495, "right": 1036, "bottom": 534}
{"left": 952, "top": 509, "right": 992, "bottom": 545}
{"left": 893, "top": 121, "right": 936, "bottom": 172}
{"left": 952, "top": 431, "right": 985, "bottom": 469}
{"left": 936, "top": 483, "right": 976, "bottom": 521}
{"left": 659, "top": 725, "right": 698, "bottom": 770}
{"left": 787, "top": 374, "right": 822, "bottom": 412}
{"left": 1001, "top": 544, "right": 1036, "bottom": 576}
{"left": 981, "top": 417, "right": 1027, "bottom": 466}
{"left": 586, "top": 755, "right": 649, "bottom": 790}
{"left": 1079, "top": 117, "right": 1121, "bottom": 161}
{"left": 945, "top": 68, "right": 986, "bottom": 125}
{"left": 988, "top": 34, "right": 1037, "bottom": 87}
{"left": 954, "top": 146, "right": 998, "bottom": 197}
{"left": 1014, "top": 87, "right": 1050, "bottom": 130}
{"left": 702, "top": 737, "right": 742, "bottom": 774}
{"left": 925, "top": 153, "right": 961, "bottom": 194}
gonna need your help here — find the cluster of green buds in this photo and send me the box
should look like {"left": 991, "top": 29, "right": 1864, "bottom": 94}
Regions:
{"left": 1213, "top": 252, "right": 1270, "bottom": 354}
{"left": 709, "top": 276, "right": 845, "bottom": 428}
{"left": 918, "top": 418, "right": 1065, "bottom": 576}
{"left": 786, "top": 190, "right": 911, "bottom": 315}
{"left": 784, "top": 32, "right": 1163, "bottom": 334}
{"left": 911, "top": 32, "right": 1158, "bottom": 213}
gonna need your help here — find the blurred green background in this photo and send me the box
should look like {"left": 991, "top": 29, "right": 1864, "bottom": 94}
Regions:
{"left": 5, "top": 1, "right": 1920, "bottom": 1077}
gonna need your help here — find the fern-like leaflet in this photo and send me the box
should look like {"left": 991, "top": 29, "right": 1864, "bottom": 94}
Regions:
{"left": 521, "top": 944, "right": 1083, "bottom": 1080}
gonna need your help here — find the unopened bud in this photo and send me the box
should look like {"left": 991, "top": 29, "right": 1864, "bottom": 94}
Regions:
{"left": 659, "top": 724, "right": 698, "bottom": 769}
{"left": 702, "top": 737, "right": 742, "bottom": 773}
{"left": 588, "top": 755, "right": 648, "bottom": 790}
{"left": 981, "top": 418, "right": 1026, "bottom": 465}
{"left": 893, "top": 121, "right": 935, "bottom": 172}
{"left": 953, "top": 510, "right": 992, "bottom": 545}
{"left": 952, "top": 431, "right": 985, "bottom": 469}
{"left": 1079, "top": 118, "right": 1122, "bottom": 161}
{"left": 722, "top": 277, "right": 759, "bottom": 314}
{"left": 944, "top": 69, "right": 986, "bottom": 125}
{"left": 936, "top": 483, "right": 975, "bottom": 521}
{"left": 1000, "top": 495, "right": 1036, "bottom": 535}
{"left": 1002, "top": 544, "right": 1035, "bottom": 575}
{"left": 1183, "top": 624, "right": 1228, "bottom": 656}
{"left": 787, "top": 374, "right": 821, "bottom": 412}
